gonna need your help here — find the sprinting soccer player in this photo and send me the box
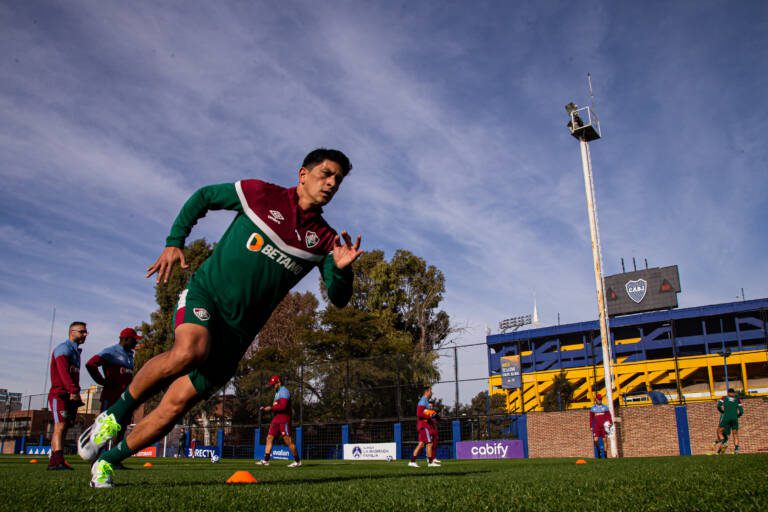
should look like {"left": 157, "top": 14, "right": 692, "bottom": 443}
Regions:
{"left": 589, "top": 393, "right": 612, "bottom": 459}
{"left": 257, "top": 375, "right": 301, "bottom": 467}
{"left": 79, "top": 149, "right": 362, "bottom": 488}
{"left": 85, "top": 327, "right": 140, "bottom": 469}
{"left": 48, "top": 322, "right": 87, "bottom": 470}
{"left": 713, "top": 388, "right": 744, "bottom": 454}
{"left": 409, "top": 386, "right": 440, "bottom": 467}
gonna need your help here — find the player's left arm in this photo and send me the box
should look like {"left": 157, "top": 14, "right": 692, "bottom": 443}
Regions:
{"left": 320, "top": 230, "right": 362, "bottom": 307}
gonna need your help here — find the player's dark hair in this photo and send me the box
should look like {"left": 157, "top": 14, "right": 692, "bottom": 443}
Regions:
{"left": 69, "top": 321, "right": 87, "bottom": 330}
{"left": 423, "top": 385, "right": 432, "bottom": 394}
{"left": 302, "top": 148, "right": 352, "bottom": 176}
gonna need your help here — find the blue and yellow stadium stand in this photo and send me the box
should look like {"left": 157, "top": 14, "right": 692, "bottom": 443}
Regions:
{"left": 487, "top": 298, "right": 768, "bottom": 412}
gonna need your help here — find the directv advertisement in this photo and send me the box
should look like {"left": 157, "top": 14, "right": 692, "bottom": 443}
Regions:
{"left": 603, "top": 265, "right": 681, "bottom": 316}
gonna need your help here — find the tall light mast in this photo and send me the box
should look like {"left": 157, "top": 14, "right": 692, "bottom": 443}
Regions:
{"left": 565, "top": 75, "right": 618, "bottom": 458}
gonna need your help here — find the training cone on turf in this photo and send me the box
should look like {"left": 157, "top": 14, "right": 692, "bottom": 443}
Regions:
{"left": 575, "top": 459, "right": 587, "bottom": 465}
{"left": 143, "top": 462, "right": 153, "bottom": 467}
{"left": 226, "top": 470, "right": 259, "bottom": 484}
{"left": 30, "top": 459, "right": 38, "bottom": 464}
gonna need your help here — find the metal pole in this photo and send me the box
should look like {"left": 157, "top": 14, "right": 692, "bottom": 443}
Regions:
{"left": 42, "top": 306, "right": 56, "bottom": 397}
{"left": 723, "top": 355, "right": 729, "bottom": 392}
{"left": 395, "top": 355, "right": 402, "bottom": 422}
{"left": 453, "top": 345, "right": 459, "bottom": 415}
{"left": 578, "top": 138, "right": 618, "bottom": 458}
{"left": 299, "top": 364, "right": 304, "bottom": 427}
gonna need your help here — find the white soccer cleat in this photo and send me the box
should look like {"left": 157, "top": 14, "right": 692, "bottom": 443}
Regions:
{"left": 428, "top": 461, "right": 442, "bottom": 467}
{"left": 78, "top": 412, "right": 122, "bottom": 463}
{"left": 90, "top": 460, "right": 114, "bottom": 489}
{"left": 287, "top": 461, "right": 302, "bottom": 468}
{"left": 257, "top": 459, "right": 270, "bottom": 466}
{"left": 408, "top": 461, "right": 419, "bottom": 468}
{"left": 433, "top": 459, "right": 442, "bottom": 464}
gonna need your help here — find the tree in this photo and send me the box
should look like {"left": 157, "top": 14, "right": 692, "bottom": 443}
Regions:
{"left": 311, "top": 249, "right": 451, "bottom": 421}
{"left": 542, "top": 371, "right": 575, "bottom": 412}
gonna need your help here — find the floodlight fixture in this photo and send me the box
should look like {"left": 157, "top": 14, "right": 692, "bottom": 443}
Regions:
{"left": 498, "top": 314, "right": 532, "bottom": 333}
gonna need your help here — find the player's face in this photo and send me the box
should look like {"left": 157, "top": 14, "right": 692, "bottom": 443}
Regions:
{"left": 299, "top": 160, "right": 344, "bottom": 208}
{"left": 70, "top": 326, "right": 88, "bottom": 344}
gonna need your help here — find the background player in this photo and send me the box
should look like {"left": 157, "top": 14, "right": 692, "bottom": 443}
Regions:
{"left": 409, "top": 386, "right": 440, "bottom": 467}
{"left": 589, "top": 393, "right": 612, "bottom": 459}
{"left": 86, "top": 327, "right": 140, "bottom": 468}
{"left": 713, "top": 388, "right": 744, "bottom": 454}
{"left": 258, "top": 375, "right": 301, "bottom": 467}
{"left": 48, "top": 321, "right": 87, "bottom": 470}
{"left": 79, "top": 148, "right": 361, "bottom": 487}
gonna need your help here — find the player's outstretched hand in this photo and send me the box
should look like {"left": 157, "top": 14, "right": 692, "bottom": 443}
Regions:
{"left": 333, "top": 231, "right": 363, "bottom": 269}
{"left": 146, "top": 246, "right": 189, "bottom": 283}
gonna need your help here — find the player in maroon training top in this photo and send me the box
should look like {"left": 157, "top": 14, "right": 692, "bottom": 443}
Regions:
{"left": 48, "top": 321, "right": 87, "bottom": 470}
{"left": 409, "top": 386, "right": 440, "bottom": 467}
{"left": 589, "top": 393, "right": 613, "bottom": 458}
{"left": 86, "top": 327, "right": 141, "bottom": 468}
{"left": 86, "top": 328, "right": 141, "bottom": 412}
{"left": 258, "top": 375, "right": 301, "bottom": 467}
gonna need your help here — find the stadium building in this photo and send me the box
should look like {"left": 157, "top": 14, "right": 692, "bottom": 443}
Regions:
{"left": 486, "top": 266, "right": 768, "bottom": 412}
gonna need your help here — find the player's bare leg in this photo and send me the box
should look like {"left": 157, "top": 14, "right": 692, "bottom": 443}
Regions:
{"left": 128, "top": 324, "right": 210, "bottom": 401}
{"left": 258, "top": 434, "right": 275, "bottom": 465}
{"left": 409, "top": 441, "right": 425, "bottom": 467}
{"left": 123, "top": 376, "right": 202, "bottom": 451}
{"left": 79, "top": 324, "right": 210, "bottom": 465}
{"left": 48, "top": 422, "right": 72, "bottom": 469}
{"left": 51, "top": 422, "right": 65, "bottom": 453}
{"left": 283, "top": 435, "right": 302, "bottom": 467}
{"left": 90, "top": 375, "right": 202, "bottom": 488}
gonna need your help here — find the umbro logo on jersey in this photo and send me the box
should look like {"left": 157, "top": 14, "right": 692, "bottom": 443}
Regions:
{"left": 268, "top": 210, "right": 285, "bottom": 224}
{"left": 305, "top": 231, "right": 319, "bottom": 248}
{"left": 193, "top": 308, "right": 210, "bottom": 321}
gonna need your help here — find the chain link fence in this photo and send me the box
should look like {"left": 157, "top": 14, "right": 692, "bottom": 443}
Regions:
{"left": 1, "top": 342, "right": 520, "bottom": 458}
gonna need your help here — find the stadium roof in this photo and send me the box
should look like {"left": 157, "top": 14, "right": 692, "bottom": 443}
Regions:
{"left": 487, "top": 298, "right": 768, "bottom": 346}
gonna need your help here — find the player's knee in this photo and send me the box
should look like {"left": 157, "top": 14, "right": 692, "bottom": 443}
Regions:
{"left": 168, "top": 346, "right": 207, "bottom": 373}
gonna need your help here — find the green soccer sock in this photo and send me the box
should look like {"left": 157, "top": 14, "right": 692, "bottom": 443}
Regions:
{"left": 99, "top": 439, "right": 134, "bottom": 465}
{"left": 106, "top": 389, "right": 139, "bottom": 425}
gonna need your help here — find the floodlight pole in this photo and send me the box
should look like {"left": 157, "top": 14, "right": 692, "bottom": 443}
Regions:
{"left": 576, "top": 129, "right": 619, "bottom": 458}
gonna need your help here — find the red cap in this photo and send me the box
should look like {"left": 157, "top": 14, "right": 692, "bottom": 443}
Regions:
{"left": 268, "top": 375, "right": 281, "bottom": 386}
{"left": 119, "top": 327, "right": 142, "bottom": 340}
{"left": 596, "top": 393, "right": 603, "bottom": 400}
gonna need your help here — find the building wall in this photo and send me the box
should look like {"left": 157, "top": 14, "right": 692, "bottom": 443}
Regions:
{"left": 686, "top": 398, "right": 768, "bottom": 455}
{"left": 619, "top": 404, "right": 679, "bottom": 457}
{"left": 526, "top": 398, "right": 768, "bottom": 458}
{"left": 526, "top": 409, "right": 594, "bottom": 458}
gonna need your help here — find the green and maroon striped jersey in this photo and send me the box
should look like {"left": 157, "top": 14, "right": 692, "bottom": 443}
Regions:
{"left": 166, "top": 179, "right": 352, "bottom": 337}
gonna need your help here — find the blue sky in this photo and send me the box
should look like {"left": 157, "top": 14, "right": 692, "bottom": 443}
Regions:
{"left": 1, "top": 1, "right": 766, "bottom": 402}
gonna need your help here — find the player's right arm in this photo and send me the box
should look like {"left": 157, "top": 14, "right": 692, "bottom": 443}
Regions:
{"left": 85, "top": 354, "right": 108, "bottom": 386}
{"left": 147, "top": 183, "right": 243, "bottom": 283}
{"left": 716, "top": 398, "right": 724, "bottom": 413}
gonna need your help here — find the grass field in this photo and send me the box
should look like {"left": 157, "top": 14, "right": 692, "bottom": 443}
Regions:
{"left": 1, "top": 454, "right": 767, "bottom": 512}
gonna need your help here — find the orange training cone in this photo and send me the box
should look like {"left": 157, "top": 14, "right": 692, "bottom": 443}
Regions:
{"left": 30, "top": 459, "right": 38, "bottom": 464}
{"left": 226, "top": 470, "right": 259, "bottom": 484}
{"left": 143, "top": 462, "right": 153, "bottom": 467}
{"left": 575, "top": 459, "right": 587, "bottom": 465}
